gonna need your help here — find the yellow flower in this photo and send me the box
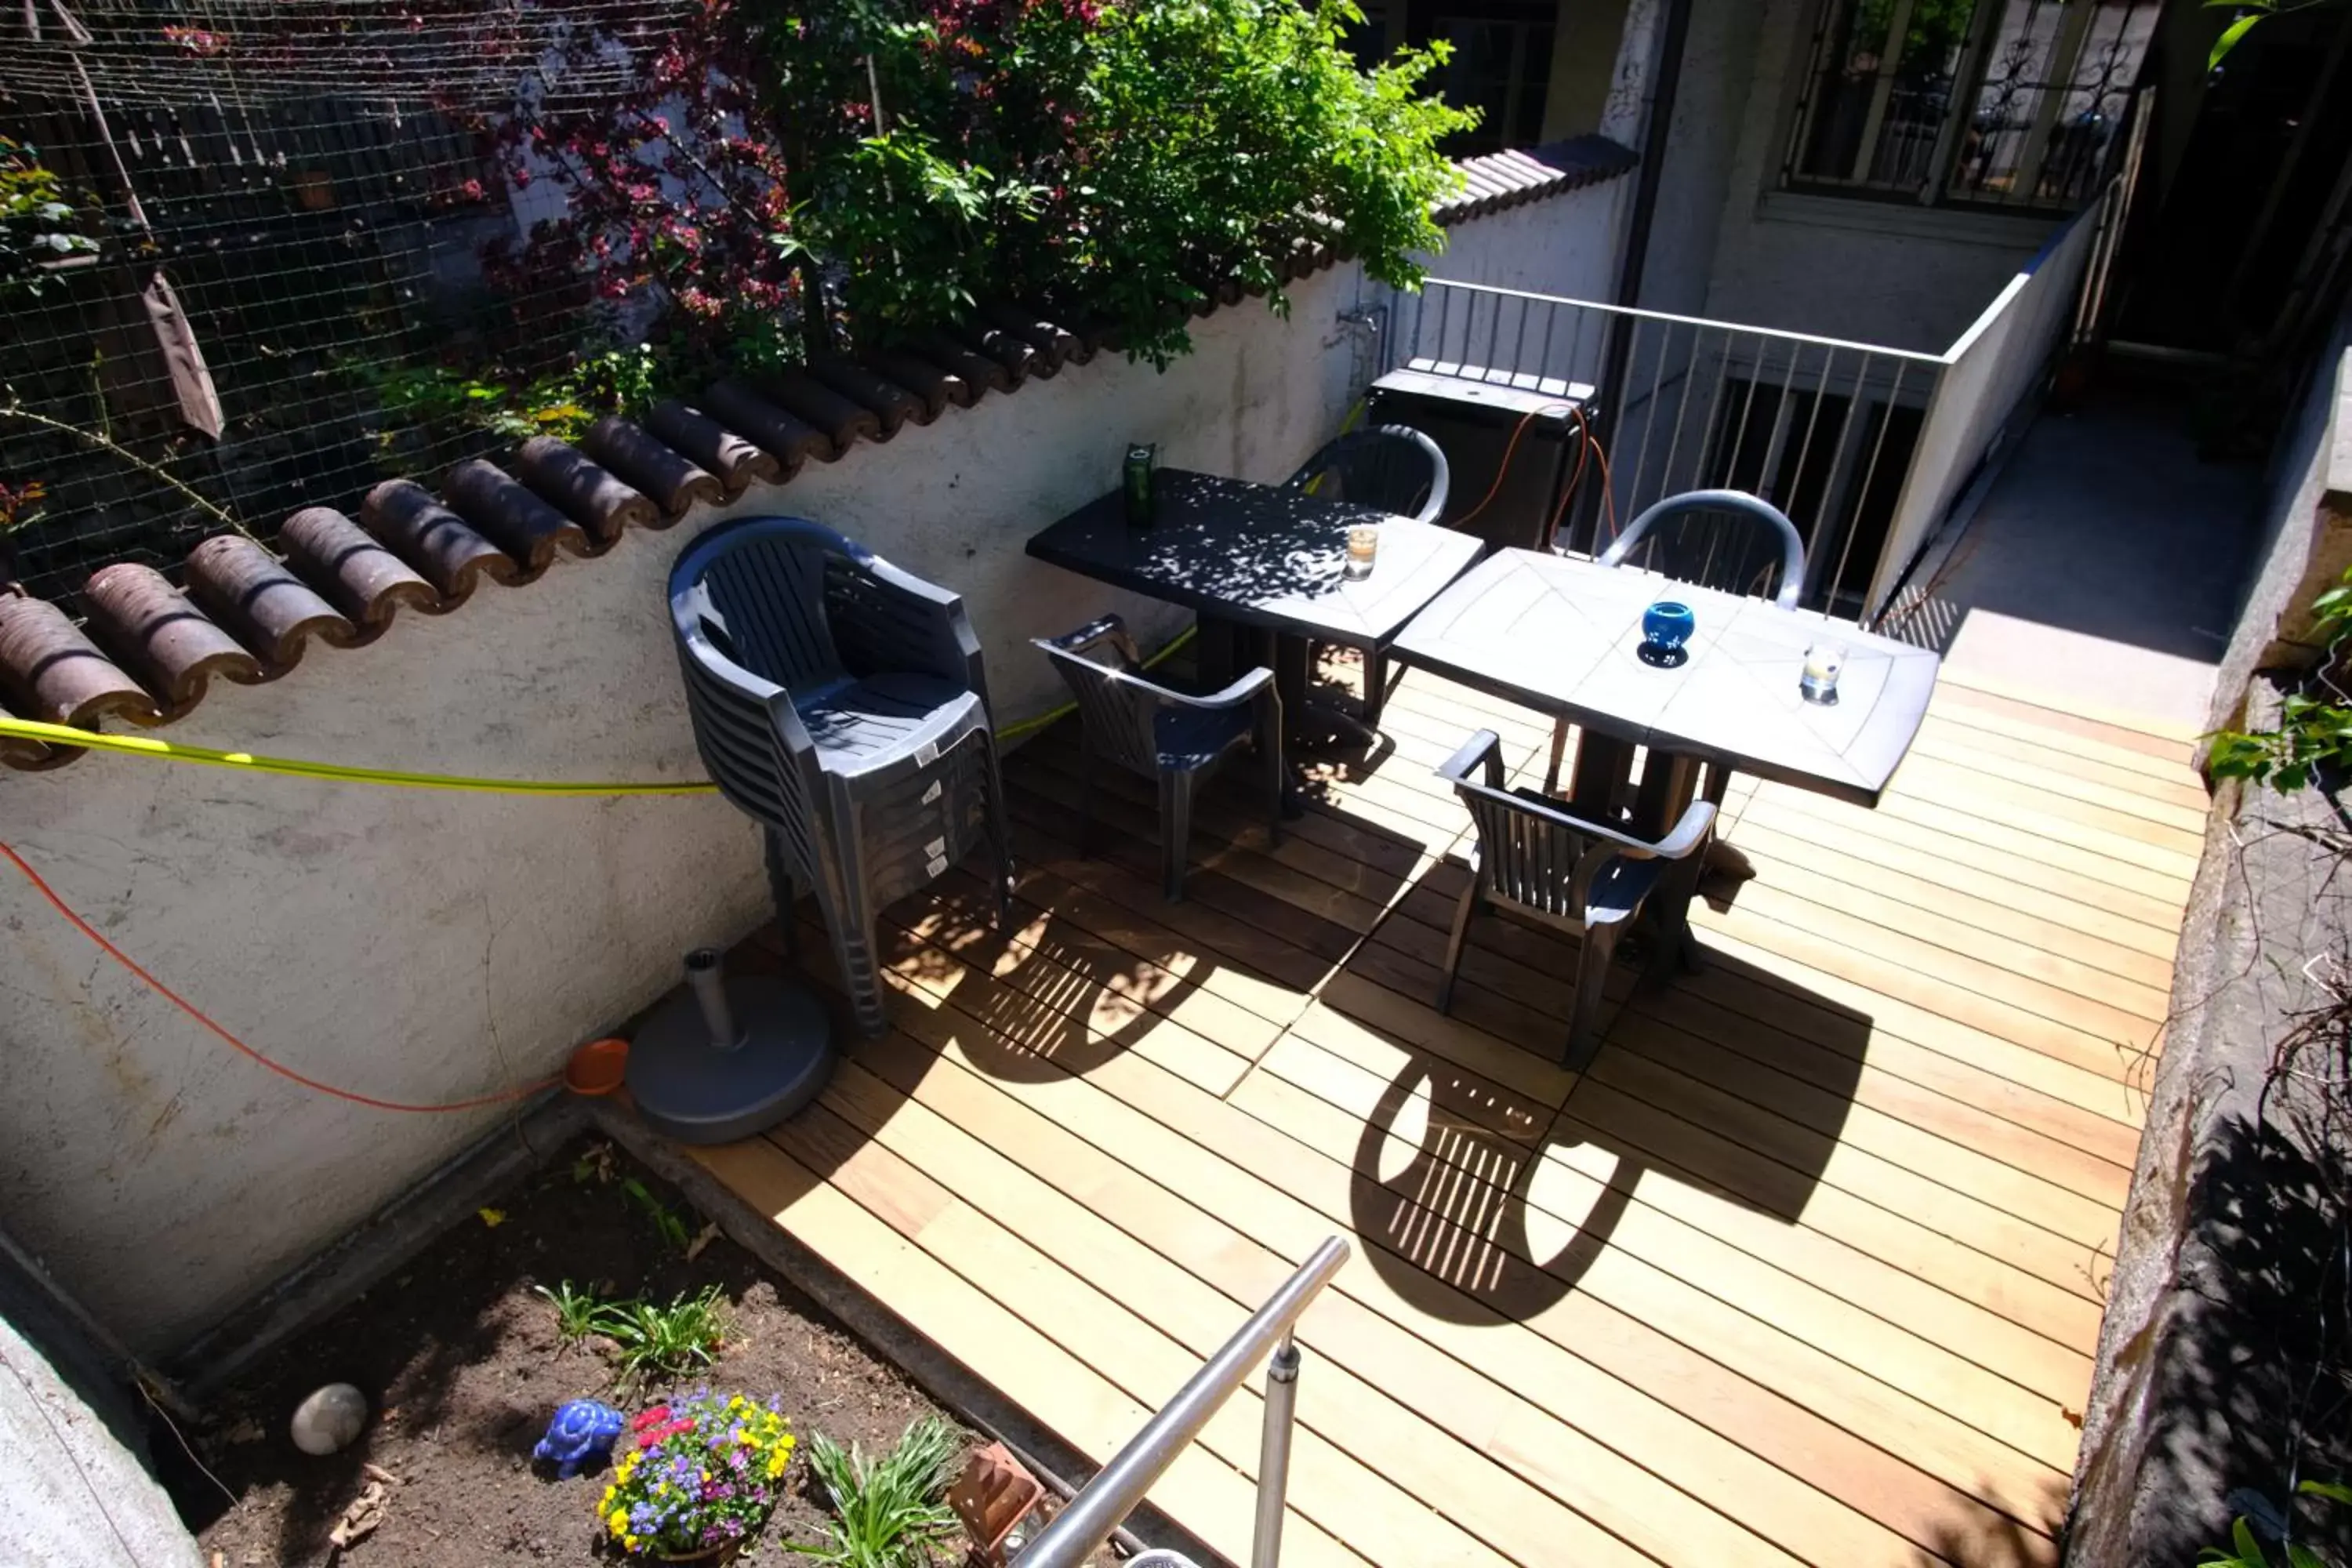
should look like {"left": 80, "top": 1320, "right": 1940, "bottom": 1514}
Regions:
{"left": 608, "top": 1508, "right": 629, "bottom": 1537}
{"left": 767, "top": 1452, "right": 789, "bottom": 1479}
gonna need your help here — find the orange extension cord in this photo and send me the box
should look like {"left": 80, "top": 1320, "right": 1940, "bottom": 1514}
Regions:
{"left": 1445, "top": 398, "right": 1617, "bottom": 552}
{"left": 1, "top": 838, "right": 558, "bottom": 1113}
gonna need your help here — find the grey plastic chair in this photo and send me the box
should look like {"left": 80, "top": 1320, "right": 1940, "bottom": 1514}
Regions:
{"left": 1034, "top": 615, "right": 1283, "bottom": 902}
{"left": 1283, "top": 425, "right": 1450, "bottom": 724}
{"left": 670, "top": 515, "right": 1012, "bottom": 1038}
{"left": 1439, "top": 728, "right": 1714, "bottom": 1069}
{"left": 1282, "top": 424, "right": 1451, "bottom": 524}
{"left": 1597, "top": 488, "right": 1806, "bottom": 608}
{"left": 1549, "top": 488, "right": 1809, "bottom": 804}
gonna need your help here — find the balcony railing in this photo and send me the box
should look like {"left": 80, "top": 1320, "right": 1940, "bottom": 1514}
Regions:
{"left": 1379, "top": 183, "right": 2114, "bottom": 622}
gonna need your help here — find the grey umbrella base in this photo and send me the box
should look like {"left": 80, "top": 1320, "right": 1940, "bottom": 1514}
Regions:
{"left": 626, "top": 961, "right": 835, "bottom": 1146}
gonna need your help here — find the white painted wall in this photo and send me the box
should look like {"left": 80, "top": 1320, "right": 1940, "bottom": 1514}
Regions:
{"left": 0, "top": 186, "right": 1624, "bottom": 1356}
{"left": 1648, "top": 0, "right": 2064, "bottom": 353}
{"left": 1867, "top": 200, "right": 2104, "bottom": 611}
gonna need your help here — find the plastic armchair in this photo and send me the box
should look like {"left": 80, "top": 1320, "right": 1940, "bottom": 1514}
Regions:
{"left": 1283, "top": 425, "right": 1450, "bottom": 724}
{"left": 1438, "top": 728, "right": 1715, "bottom": 1068}
{"left": 1597, "top": 488, "right": 1806, "bottom": 608}
{"left": 1283, "top": 425, "right": 1450, "bottom": 525}
{"left": 1558, "top": 488, "right": 1809, "bottom": 808}
{"left": 1034, "top": 615, "right": 1283, "bottom": 902}
{"left": 669, "top": 515, "right": 1013, "bottom": 1038}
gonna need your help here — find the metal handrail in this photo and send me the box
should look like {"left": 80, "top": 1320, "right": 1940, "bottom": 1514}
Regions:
{"left": 1400, "top": 276, "right": 1955, "bottom": 365}
{"left": 1015, "top": 1236, "right": 1352, "bottom": 1568}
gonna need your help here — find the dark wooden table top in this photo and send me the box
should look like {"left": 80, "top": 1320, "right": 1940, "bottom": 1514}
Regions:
{"left": 1025, "top": 470, "right": 1486, "bottom": 648}
{"left": 1389, "top": 548, "right": 1941, "bottom": 805}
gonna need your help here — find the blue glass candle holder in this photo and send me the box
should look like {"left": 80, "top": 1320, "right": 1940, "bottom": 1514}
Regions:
{"left": 1641, "top": 601, "right": 1695, "bottom": 652}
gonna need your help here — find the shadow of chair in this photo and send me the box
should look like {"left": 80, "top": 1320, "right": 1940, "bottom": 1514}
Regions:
{"left": 1333, "top": 850, "right": 1869, "bottom": 1325}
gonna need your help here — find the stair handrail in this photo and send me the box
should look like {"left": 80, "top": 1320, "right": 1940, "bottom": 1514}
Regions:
{"left": 1014, "top": 1235, "right": 1352, "bottom": 1568}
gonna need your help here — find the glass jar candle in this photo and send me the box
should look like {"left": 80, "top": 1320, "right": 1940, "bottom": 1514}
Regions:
{"left": 1344, "top": 524, "right": 1378, "bottom": 580}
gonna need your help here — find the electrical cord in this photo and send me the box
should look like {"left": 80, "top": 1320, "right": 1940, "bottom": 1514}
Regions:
{"left": 0, "top": 839, "right": 560, "bottom": 1113}
{"left": 1443, "top": 398, "right": 1617, "bottom": 552}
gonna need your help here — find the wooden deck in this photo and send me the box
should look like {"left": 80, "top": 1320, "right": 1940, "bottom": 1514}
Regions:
{"left": 688, "top": 655, "right": 2198, "bottom": 1568}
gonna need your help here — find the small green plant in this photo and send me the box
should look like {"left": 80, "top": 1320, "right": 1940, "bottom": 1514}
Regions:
{"left": 2, "top": 137, "right": 96, "bottom": 297}
{"left": 797, "top": 1414, "right": 965, "bottom": 1568}
{"left": 592, "top": 1286, "right": 731, "bottom": 1383}
{"left": 2208, "top": 564, "right": 2352, "bottom": 791}
{"left": 622, "top": 1175, "right": 694, "bottom": 1254}
{"left": 534, "top": 1279, "right": 604, "bottom": 1344}
{"left": 2201, "top": 1478, "right": 2352, "bottom": 1566}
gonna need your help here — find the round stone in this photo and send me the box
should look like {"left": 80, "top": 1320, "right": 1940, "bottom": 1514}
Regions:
{"left": 289, "top": 1383, "right": 368, "bottom": 1455}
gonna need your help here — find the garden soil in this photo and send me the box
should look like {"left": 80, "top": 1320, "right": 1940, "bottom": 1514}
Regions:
{"left": 191, "top": 1136, "right": 988, "bottom": 1566}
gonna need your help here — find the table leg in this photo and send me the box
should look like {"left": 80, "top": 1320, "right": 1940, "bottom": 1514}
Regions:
{"left": 1194, "top": 614, "right": 1249, "bottom": 690}
{"left": 1565, "top": 734, "right": 1634, "bottom": 823}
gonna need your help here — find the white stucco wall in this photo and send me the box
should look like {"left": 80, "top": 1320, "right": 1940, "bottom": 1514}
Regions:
{"left": 1650, "top": 0, "right": 2063, "bottom": 353}
{"left": 0, "top": 190, "right": 1624, "bottom": 1357}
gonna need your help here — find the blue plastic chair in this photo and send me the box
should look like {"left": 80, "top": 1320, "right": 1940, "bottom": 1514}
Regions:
{"left": 1439, "top": 728, "right": 1714, "bottom": 1067}
{"left": 1282, "top": 425, "right": 1451, "bottom": 524}
{"left": 1548, "top": 488, "right": 1811, "bottom": 804}
{"left": 1035, "top": 615, "right": 1283, "bottom": 902}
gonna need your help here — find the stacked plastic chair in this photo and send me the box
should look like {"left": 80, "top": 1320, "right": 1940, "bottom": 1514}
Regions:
{"left": 669, "top": 516, "right": 1012, "bottom": 1037}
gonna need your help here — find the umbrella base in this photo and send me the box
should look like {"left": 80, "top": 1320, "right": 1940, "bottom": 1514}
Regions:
{"left": 626, "top": 976, "right": 835, "bottom": 1145}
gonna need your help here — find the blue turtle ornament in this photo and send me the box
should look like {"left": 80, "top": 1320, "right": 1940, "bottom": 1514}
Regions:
{"left": 533, "top": 1399, "right": 625, "bottom": 1478}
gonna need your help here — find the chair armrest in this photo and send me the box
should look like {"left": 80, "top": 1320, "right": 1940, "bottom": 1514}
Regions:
{"left": 1152, "top": 666, "right": 1275, "bottom": 710}
{"left": 674, "top": 609, "right": 784, "bottom": 702}
{"left": 1436, "top": 728, "right": 1508, "bottom": 790}
{"left": 1510, "top": 789, "right": 1715, "bottom": 859}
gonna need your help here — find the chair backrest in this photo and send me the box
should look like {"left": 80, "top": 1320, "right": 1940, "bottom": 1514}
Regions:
{"left": 1033, "top": 622, "right": 1169, "bottom": 775}
{"left": 1283, "top": 425, "right": 1450, "bottom": 525}
{"left": 1596, "top": 489, "right": 1806, "bottom": 610}
{"left": 671, "top": 516, "right": 859, "bottom": 693}
{"left": 668, "top": 517, "right": 875, "bottom": 846}
{"left": 1455, "top": 779, "right": 1619, "bottom": 925}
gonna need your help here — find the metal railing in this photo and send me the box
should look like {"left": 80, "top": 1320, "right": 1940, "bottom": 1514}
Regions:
{"left": 1015, "top": 1236, "right": 1352, "bottom": 1568}
{"left": 1386, "top": 278, "right": 1948, "bottom": 614}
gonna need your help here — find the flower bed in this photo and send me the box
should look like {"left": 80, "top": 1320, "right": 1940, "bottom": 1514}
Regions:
{"left": 189, "top": 1138, "right": 976, "bottom": 1566}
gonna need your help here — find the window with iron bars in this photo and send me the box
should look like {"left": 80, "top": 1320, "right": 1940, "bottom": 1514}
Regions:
{"left": 1782, "top": 0, "right": 2158, "bottom": 212}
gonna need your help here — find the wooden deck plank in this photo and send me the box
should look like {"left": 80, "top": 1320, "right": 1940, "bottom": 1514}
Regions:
{"left": 684, "top": 1135, "right": 1369, "bottom": 1568}
{"left": 777, "top": 1083, "right": 1538, "bottom": 1568}
{"left": 1247, "top": 1029, "right": 2092, "bottom": 1427}
{"left": 827, "top": 935, "right": 2053, "bottom": 1563}
{"left": 671, "top": 663, "right": 2180, "bottom": 1568}
{"left": 1909, "top": 712, "right": 2209, "bottom": 807}
{"left": 1277, "top": 1004, "right": 2098, "bottom": 1399}
{"left": 1733, "top": 786, "right": 2189, "bottom": 943}
{"left": 825, "top": 1036, "right": 1793, "bottom": 1568}
{"left": 1722, "top": 819, "right": 2177, "bottom": 990}
{"left": 829, "top": 908, "right": 2070, "bottom": 1548}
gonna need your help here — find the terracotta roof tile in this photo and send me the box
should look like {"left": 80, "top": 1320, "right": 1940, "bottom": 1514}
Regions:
{"left": 0, "top": 141, "right": 1635, "bottom": 771}
{"left": 644, "top": 401, "right": 782, "bottom": 496}
{"left": 513, "top": 437, "right": 660, "bottom": 547}
{"left": 0, "top": 590, "right": 162, "bottom": 728}
{"left": 184, "top": 535, "right": 361, "bottom": 667}
{"left": 809, "top": 360, "right": 931, "bottom": 434}
{"left": 701, "top": 380, "right": 835, "bottom": 470}
{"left": 279, "top": 505, "right": 439, "bottom": 636}
{"left": 83, "top": 563, "right": 266, "bottom": 717}
{"left": 581, "top": 416, "right": 726, "bottom": 516}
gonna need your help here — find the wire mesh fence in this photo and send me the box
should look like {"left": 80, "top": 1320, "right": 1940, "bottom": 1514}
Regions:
{"left": 0, "top": 0, "right": 699, "bottom": 604}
